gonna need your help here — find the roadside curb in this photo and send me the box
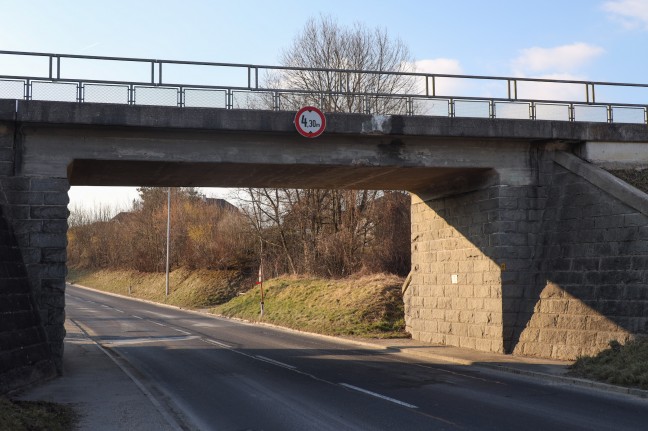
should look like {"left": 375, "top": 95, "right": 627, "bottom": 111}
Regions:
{"left": 67, "top": 283, "right": 648, "bottom": 400}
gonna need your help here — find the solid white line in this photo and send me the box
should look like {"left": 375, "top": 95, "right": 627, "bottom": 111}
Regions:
{"left": 255, "top": 355, "right": 297, "bottom": 370}
{"left": 339, "top": 383, "right": 418, "bottom": 409}
{"left": 70, "top": 319, "right": 185, "bottom": 431}
{"left": 171, "top": 328, "right": 191, "bottom": 335}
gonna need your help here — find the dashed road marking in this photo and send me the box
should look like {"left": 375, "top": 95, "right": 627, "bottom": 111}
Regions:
{"left": 339, "top": 383, "right": 418, "bottom": 409}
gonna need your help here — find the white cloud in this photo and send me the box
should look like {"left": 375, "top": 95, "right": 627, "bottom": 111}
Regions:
{"left": 412, "top": 58, "right": 468, "bottom": 96}
{"left": 514, "top": 73, "right": 589, "bottom": 102}
{"left": 511, "top": 43, "right": 604, "bottom": 75}
{"left": 603, "top": 0, "right": 648, "bottom": 30}
{"left": 414, "top": 58, "right": 463, "bottom": 75}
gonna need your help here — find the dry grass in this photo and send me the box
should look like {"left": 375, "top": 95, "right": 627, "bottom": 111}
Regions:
{"left": 68, "top": 268, "right": 407, "bottom": 339}
{"left": 214, "top": 273, "right": 407, "bottom": 338}
{"left": 67, "top": 267, "right": 250, "bottom": 308}
{"left": 0, "top": 397, "right": 77, "bottom": 431}
{"left": 609, "top": 169, "right": 648, "bottom": 194}
{"left": 569, "top": 338, "right": 648, "bottom": 389}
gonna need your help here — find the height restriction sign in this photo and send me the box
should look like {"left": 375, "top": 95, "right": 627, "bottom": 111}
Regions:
{"left": 294, "top": 106, "right": 326, "bottom": 138}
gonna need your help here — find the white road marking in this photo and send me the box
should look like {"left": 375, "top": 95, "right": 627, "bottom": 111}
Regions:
{"left": 201, "top": 338, "right": 232, "bottom": 349}
{"left": 105, "top": 335, "right": 199, "bottom": 346}
{"left": 146, "top": 311, "right": 176, "bottom": 319}
{"left": 152, "top": 322, "right": 167, "bottom": 327}
{"left": 113, "top": 308, "right": 125, "bottom": 313}
{"left": 171, "top": 327, "right": 191, "bottom": 335}
{"left": 192, "top": 322, "right": 215, "bottom": 328}
{"left": 132, "top": 315, "right": 144, "bottom": 320}
{"left": 339, "top": 383, "right": 418, "bottom": 409}
{"left": 255, "top": 355, "right": 297, "bottom": 370}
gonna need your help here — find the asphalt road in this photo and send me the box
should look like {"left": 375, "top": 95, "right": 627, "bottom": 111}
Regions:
{"left": 65, "top": 285, "right": 648, "bottom": 431}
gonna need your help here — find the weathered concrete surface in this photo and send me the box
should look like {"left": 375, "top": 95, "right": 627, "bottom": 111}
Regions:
{"left": 1, "top": 98, "right": 648, "bottom": 391}
{"left": 577, "top": 141, "right": 648, "bottom": 169}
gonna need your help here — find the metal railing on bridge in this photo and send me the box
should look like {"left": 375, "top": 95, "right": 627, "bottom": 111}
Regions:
{"left": 0, "top": 50, "right": 647, "bottom": 124}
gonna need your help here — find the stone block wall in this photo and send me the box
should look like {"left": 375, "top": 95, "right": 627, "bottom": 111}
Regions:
{"left": 0, "top": 177, "right": 69, "bottom": 370}
{"left": 0, "top": 121, "right": 68, "bottom": 391}
{"left": 0, "top": 201, "right": 57, "bottom": 392}
{"left": 408, "top": 189, "right": 504, "bottom": 353}
{"left": 514, "top": 164, "right": 648, "bottom": 359}
{"left": 407, "top": 154, "right": 648, "bottom": 360}
{"left": 407, "top": 182, "right": 547, "bottom": 355}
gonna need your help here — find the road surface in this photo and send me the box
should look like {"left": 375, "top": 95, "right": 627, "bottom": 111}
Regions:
{"left": 65, "top": 285, "right": 648, "bottom": 431}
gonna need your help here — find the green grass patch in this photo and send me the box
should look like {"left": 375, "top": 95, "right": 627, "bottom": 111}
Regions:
{"left": 569, "top": 338, "right": 648, "bottom": 389}
{"left": 214, "top": 273, "right": 407, "bottom": 338}
{"left": 67, "top": 267, "right": 249, "bottom": 308}
{"left": 0, "top": 397, "right": 77, "bottom": 431}
{"left": 68, "top": 268, "right": 407, "bottom": 339}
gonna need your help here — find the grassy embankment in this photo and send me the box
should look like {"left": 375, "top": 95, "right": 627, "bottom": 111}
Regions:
{"left": 569, "top": 339, "right": 648, "bottom": 389}
{"left": 67, "top": 268, "right": 407, "bottom": 339}
{"left": 0, "top": 397, "right": 77, "bottom": 431}
{"left": 609, "top": 169, "right": 648, "bottom": 194}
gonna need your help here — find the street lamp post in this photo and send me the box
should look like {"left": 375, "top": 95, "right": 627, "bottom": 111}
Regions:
{"left": 165, "top": 187, "right": 171, "bottom": 297}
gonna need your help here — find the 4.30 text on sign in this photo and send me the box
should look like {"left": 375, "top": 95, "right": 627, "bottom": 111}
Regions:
{"left": 295, "top": 106, "right": 326, "bottom": 138}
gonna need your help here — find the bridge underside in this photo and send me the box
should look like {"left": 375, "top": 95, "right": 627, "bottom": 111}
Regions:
{"left": 1, "top": 99, "right": 648, "bottom": 392}
{"left": 68, "top": 159, "right": 491, "bottom": 191}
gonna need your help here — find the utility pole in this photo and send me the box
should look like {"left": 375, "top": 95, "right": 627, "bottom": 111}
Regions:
{"left": 258, "top": 239, "right": 264, "bottom": 317}
{"left": 165, "top": 187, "right": 171, "bottom": 297}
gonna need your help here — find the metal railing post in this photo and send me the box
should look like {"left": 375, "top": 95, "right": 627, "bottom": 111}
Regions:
{"left": 607, "top": 105, "right": 613, "bottom": 123}
{"left": 24, "top": 79, "right": 31, "bottom": 101}
{"left": 489, "top": 100, "right": 495, "bottom": 119}
{"left": 128, "top": 84, "right": 135, "bottom": 105}
{"left": 569, "top": 104, "right": 575, "bottom": 121}
{"left": 178, "top": 87, "right": 184, "bottom": 107}
{"left": 77, "top": 82, "right": 83, "bottom": 103}
{"left": 449, "top": 99, "right": 455, "bottom": 118}
{"left": 226, "top": 89, "right": 233, "bottom": 109}
{"left": 530, "top": 102, "right": 536, "bottom": 120}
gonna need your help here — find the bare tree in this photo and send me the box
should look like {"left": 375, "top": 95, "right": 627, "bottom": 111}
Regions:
{"left": 267, "top": 15, "right": 417, "bottom": 114}
{"left": 242, "top": 16, "right": 414, "bottom": 278}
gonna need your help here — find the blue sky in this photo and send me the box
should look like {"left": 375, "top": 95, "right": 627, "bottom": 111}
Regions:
{"left": 1, "top": 0, "right": 647, "bottom": 211}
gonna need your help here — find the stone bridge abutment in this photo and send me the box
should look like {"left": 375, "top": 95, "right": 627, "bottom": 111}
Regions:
{"left": 1, "top": 99, "right": 647, "bottom": 392}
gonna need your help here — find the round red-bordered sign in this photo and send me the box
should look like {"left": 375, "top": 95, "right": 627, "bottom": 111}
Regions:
{"left": 295, "top": 106, "right": 326, "bottom": 138}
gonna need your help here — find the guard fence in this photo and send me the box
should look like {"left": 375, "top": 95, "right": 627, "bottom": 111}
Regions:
{"left": 0, "top": 50, "right": 647, "bottom": 124}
